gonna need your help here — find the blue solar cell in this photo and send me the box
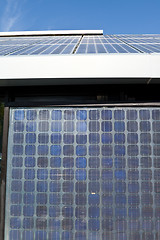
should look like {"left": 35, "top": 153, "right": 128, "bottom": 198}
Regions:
{"left": 115, "top": 207, "right": 126, "bottom": 218}
{"left": 64, "top": 110, "right": 75, "bottom": 120}
{"left": 128, "top": 182, "right": 139, "bottom": 193}
{"left": 75, "top": 232, "right": 86, "bottom": 240}
{"left": 128, "top": 195, "right": 140, "bottom": 205}
{"left": 26, "top": 133, "right": 36, "bottom": 143}
{"left": 101, "top": 121, "right": 112, "bottom": 132}
{"left": 11, "top": 180, "right": 22, "bottom": 192}
{"left": 10, "top": 218, "right": 21, "bottom": 229}
{"left": 153, "top": 133, "right": 160, "bottom": 144}
{"left": 140, "top": 121, "right": 151, "bottom": 132}
{"left": 24, "top": 169, "right": 35, "bottom": 179}
{"left": 50, "top": 181, "right": 61, "bottom": 192}
{"left": 14, "top": 122, "right": 24, "bottom": 132}
{"left": 89, "top": 219, "right": 100, "bottom": 231}
{"left": 89, "top": 110, "right": 99, "bottom": 120}
{"left": 64, "top": 121, "right": 74, "bottom": 132}
{"left": 36, "top": 206, "right": 47, "bottom": 217}
{"left": 76, "top": 121, "right": 87, "bottom": 132}
{"left": 63, "top": 181, "right": 74, "bottom": 192}
{"left": 102, "top": 145, "right": 113, "bottom": 156}
{"left": 37, "top": 181, "right": 48, "bottom": 192}
{"left": 141, "top": 145, "right": 151, "bottom": 156}
{"left": 127, "top": 121, "right": 138, "bottom": 132}
{"left": 13, "top": 133, "right": 24, "bottom": 143}
{"left": 128, "top": 170, "right": 139, "bottom": 180}
{"left": 114, "top": 121, "right": 125, "bottom": 132}
{"left": 127, "top": 133, "right": 138, "bottom": 144}
{"left": 63, "top": 169, "right": 74, "bottom": 180}
{"left": 89, "top": 182, "right": 100, "bottom": 193}
{"left": 89, "top": 206, "right": 100, "bottom": 218}
{"left": 76, "top": 157, "right": 87, "bottom": 168}
{"left": 38, "top": 145, "right": 48, "bottom": 155}
{"left": 115, "top": 194, "right": 126, "bottom": 205}
{"left": 115, "top": 145, "right": 125, "bottom": 156}
{"left": 76, "top": 145, "right": 87, "bottom": 156}
{"left": 51, "top": 122, "right": 62, "bottom": 132}
{"left": 24, "top": 181, "right": 35, "bottom": 192}
{"left": 89, "top": 145, "right": 100, "bottom": 156}
{"left": 128, "top": 207, "right": 140, "bottom": 219}
{"left": 23, "top": 218, "right": 34, "bottom": 229}
{"left": 128, "top": 157, "right": 139, "bottom": 168}
{"left": 102, "top": 207, "right": 113, "bottom": 218}
{"left": 11, "top": 205, "right": 21, "bottom": 216}
{"left": 51, "top": 110, "right": 62, "bottom": 120}
{"left": 101, "top": 110, "right": 112, "bottom": 120}
{"left": 27, "top": 110, "right": 37, "bottom": 120}
{"left": 36, "top": 193, "right": 47, "bottom": 204}
{"left": 114, "top": 110, "right": 125, "bottom": 120}
{"left": 12, "top": 169, "right": 22, "bottom": 179}
{"left": 128, "top": 145, "right": 139, "bottom": 156}
{"left": 127, "top": 110, "right": 137, "bottom": 120}
{"left": 152, "top": 110, "right": 160, "bottom": 120}
{"left": 63, "top": 145, "right": 74, "bottom": 156}
{"left": 48, "top": 232, "right": 60, "bottom": 240}
{"left": 102, "top": 133, "right": 112, "bottom": 144}
{"left": 50, "top": 157, "right": 61, "bottom": 167}
{"left": 89, "top": 133, "right": 100, "bottom": 144}
{"left": 37, "top": 169, "right": 48, "bottom": 180}
{"left": 63, "top": 133, "right": 74, "bottom": 144}
{"left": 153, "top": 121, "right": 160, "bottom": 132}
{"left": 76, "top": 169, "right": 86, "bottom": 180}
{"left": 115, "top": 157, "right": 125, "bottom": 168}
{"left": 14, "top": 110, "right": 25, "bottom": 120}
{"left": 76, "top": 110, "right": 87, "bottom": 120}
{"left": 102, "top": 169, "right": 113, "bottom": 180}
{"left": 37, "top": 157, "right": 48, "bottom": 167}
{"left": 49, "top": 193, "right": 60, "bottom": 205}
{"left": 38, "top": 133, "right": 49, "bottom": 143}
{"left": 62, "top": 231, "right": 73, "bottom": 240}
{"left": 63, "top": 157, "right": 74, "bottom": 168}
{"left": 49, "top": 169, "right": 61, "bottom": 180}
{"left": 75, "top": 219, "right": 86, "bottom": 230}
{"left": 11, "top": 193, "right": 22, "bottom": 204}
{"left": 35, "top": 231, "right": 47, "bottom": 240}
{"left": 88, "top": 193, "right": 100, "bottom": 205}
{"left": 89, "top": 169, "right": 100, "bottom": 180}
{"left": 140, "top": 110, "right": 150, "bottom": 120}
{"left": 62, "top": 206, "right": 73, "bottom": 217}
{"left": 12, "top": 157, "right": 23, "bottom": 167}
{"left": 102, "top": 182, "right": 113, "bottom": 192}
{"left": 102, "top": 157, "right": 113, "bottom": 168}
{"left": 13, "top": 145, "right": 23, "bottom": 155}
{"left": 25, "top": 145, "right": 35, "bottom": 155}
{"left": 50, "top": 145, "right": 61, "bottom": 156}
{"left": 23, "top": 193, "right": 34, "bottom": 204}
{"left": 89, "top": 121, "right": 100, "bottom": 132}
{"left": 23, "top": 206, "right": 34, "bottom": 217}
{"left": 25, "top": 157, "right": 35, "bottom": 167}
{"left": 76, "top": 134, "right": 87, "bottom": 144}
{"left": 62, "top": 218, "right": 73, "bottom": 230}
{"left": 39, "top": 110, "right": 49, "bottom": 120}
{"left": 102, "top": 194, "right": 113, "bottom": 205}
{"left": 115, "top": 182, "right": 126, "bottom": 193}
{"left": 114, "top": 133, "right": 125, "bottom": 144}
{"left": 26, "top": 122, "right": 36, "bottom": 132}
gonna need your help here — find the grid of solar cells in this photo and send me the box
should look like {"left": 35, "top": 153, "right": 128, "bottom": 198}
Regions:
{"left": 114, "top": 34, "right": 160, "bottom": 53}
{"left": 0, "top": 36, "right": 81, "bottom": 55}
{"left": 75, "top": 35, "right": 139, "bottom": 53}
{"left": 5, "top": 107, "right": 160, "bottom": 240}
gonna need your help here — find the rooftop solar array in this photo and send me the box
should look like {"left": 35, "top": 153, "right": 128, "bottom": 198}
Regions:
{"left": 0, "top": 34, "right": 160, "bottom": 55}
{"left": 4, "top": 107, "right": 160, "bottom": 240}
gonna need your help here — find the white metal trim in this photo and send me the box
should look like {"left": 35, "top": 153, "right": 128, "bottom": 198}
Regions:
{"left": 0, "top": 54, "right": 160, "bottom": 86}
{"left": 0, "top": 30, "right": 103, "bottom": 37}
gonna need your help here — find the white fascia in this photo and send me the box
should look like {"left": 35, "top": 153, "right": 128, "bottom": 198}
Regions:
{"left": 0, "top": 54, "right": 160, "bottom": 86}
{"left": 0, "top": 30, "right": 103, "bottom": 37}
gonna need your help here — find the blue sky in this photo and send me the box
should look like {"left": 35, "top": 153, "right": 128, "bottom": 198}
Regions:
{"left": 0, "top": 0, "right": 160, "bottom": 34}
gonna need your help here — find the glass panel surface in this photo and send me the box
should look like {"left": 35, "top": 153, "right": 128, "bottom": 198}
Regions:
{"left": 4, "top": 107, "right": 160, "bottom": 239}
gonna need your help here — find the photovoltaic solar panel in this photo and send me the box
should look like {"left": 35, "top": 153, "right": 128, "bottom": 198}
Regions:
{"left": 1, "top": 34, "right": 160, "bottom": 55}
{"left": 4, "top": 107, "right": 160, "bottom": 240}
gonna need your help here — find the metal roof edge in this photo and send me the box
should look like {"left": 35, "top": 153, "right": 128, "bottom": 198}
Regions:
{"left": 0, "top": 30, "right": 103, "bottom": 37}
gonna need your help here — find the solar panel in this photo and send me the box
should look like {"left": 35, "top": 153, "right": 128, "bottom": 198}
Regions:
{"left": 4, "top": 107, "right": 160, "bottom": 240}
